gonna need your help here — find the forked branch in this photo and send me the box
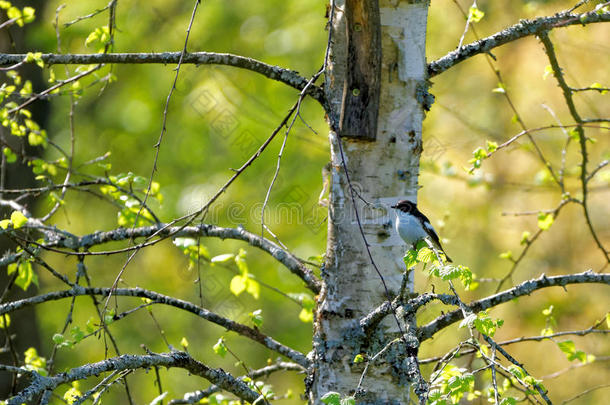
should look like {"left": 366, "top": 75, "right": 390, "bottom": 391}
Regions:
{"left": 428, "top": 8, "right": 610, "bottom": 77}
{"left": 418, "top": 271, "right": 610, "bottom": 341}
{"left": 6, "top": 351, "right": 261, "bottom": 405}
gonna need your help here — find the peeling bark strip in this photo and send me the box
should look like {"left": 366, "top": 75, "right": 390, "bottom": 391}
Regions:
{"left": 339, "top": 0, "right": 382, "bottom": 140}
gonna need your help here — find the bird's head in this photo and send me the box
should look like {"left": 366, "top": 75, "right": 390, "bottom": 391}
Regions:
{"left": 391, "top": 200, "right": 416, "bottom": 214}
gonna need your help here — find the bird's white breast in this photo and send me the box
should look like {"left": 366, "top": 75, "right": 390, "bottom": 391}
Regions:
{"left": 395, "top": 211, "right": 427, "bottom": 246}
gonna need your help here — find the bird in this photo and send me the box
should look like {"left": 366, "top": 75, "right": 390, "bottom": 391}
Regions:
{"left": 391, "top": 199, "right": 452, "bottom": 263}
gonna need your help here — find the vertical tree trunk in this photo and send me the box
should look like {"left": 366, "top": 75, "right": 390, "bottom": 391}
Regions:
{"left": 312, "top": 0, "right": 429, "bottom": 402}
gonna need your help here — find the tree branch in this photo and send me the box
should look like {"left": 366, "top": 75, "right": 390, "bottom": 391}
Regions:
{"left": 168, "top": 361, "right": 304, "bottom": 404}
{"left": 537, "top": 31, "right": 609, "bottom": 263}
{"left": 418, "top": 271, "right": 610, "bottom": 341}
{"left": 0, "top": 52, "right": 325, "bottom": 104}
{"left": 359, "top": 293, "right": 456, "bottom": 336}
{"left": 0, "top": 286, "right": 310, "bottom": 368}
{"left": 7, "top": 351, "right": 260, "bottom": 405}
{"left": 40, "top": 223, "right": 321, "bottom": 294}
{"left": 427, "top": 9, "right": 610, "bottom": 77}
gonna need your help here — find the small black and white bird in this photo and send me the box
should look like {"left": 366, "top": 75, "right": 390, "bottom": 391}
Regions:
{"left": 391, "top": 199, "right": 452, "bottom": 262}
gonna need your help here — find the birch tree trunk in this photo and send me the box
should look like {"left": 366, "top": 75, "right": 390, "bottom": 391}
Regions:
{"left": 312, "top": 0, "right": 430, "bottom": 402}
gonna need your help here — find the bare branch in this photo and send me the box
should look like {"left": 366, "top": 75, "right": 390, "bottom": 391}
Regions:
{"left": 418, "top": 271, "right": 610, "bottom": 341}
{"left": 168, "top": 361, "right": 304, "bottom": 404}
{"left": 359, "top": 293, "right": 456, "bottom": 335}
{"left": 421, "top": 328, "right": 609, "bottom": 364}
{"left": 560, "top": 383, "right": 610, "bottom": 405}
{"left": 0, "top": 52, "right": 325, "bottom": 104}
{"left": 428, "top": 9, "right": 610, "bottom": 77}
{"left": 538, "top": 31, "right": 609, "bottom": 263}
{"left": 0, "top": 286, "right": 310, "bottom": 367}
{"left": 6, "top": 351, "right": 261, "bottom": 405}
{"left": 41, "top": 223, "right": 321, "bottom": 293}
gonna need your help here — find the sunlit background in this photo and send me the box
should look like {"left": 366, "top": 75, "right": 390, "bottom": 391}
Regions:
{"left": 3, "top": 0, "right": 608, "bottom": 403}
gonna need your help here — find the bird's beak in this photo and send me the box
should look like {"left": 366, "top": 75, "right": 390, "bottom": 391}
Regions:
{"left": 390, "top": 204, "right": 397, "bottom": 209}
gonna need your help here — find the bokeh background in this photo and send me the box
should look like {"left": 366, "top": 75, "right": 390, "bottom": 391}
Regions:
{"left": 1, "top": 0, "right": 608, "bottom": 403}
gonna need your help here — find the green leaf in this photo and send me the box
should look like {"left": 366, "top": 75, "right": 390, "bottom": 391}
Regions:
{"left": 3, "top": 147, "right": 16, "bottom": 163}
{"left": 499, "top": 251, "right": 513, "bottom": 260}
{"left": 459, "top": 266, "right": 476, "bottom": 290}
{"left": 211, "top": 253, "right": 235, "bottom": 264}
{"left": 534, "top": 168, "right": 552, "bottom": 185}
{"left": 537, "top": 212, "right": 554, "bottom": 231}
{"left": 353, "top": 354, "right": 364, "bottom": 364}
{"left": 341, "top": 397, "right": 355, "bottom": 405}
{"left": 557, "top": 340, "right": 589, "bottom": 362}
{"left": 542, "top": 305, "right": 554, "bottom": 316}
{"left": 28, "top": 131, "right": 47, "bottom": 147}
{"left": 213, "top": 338, "right": 227, "bottom": 357}
{"left": 590, "top": 82, "right": 608, "bottom": 95}
{"left": 403, "top": 249, "right": 418, "bottom": 268}
{"left": 7, "top": 6, "right": 21, "bottom": 26}
{"left": 579, "top": 13, "right": 589, "bottom": 24}
{"left": 246, "top": 278, "right": 260, "bottom": 299}
{"left": 299, "top": 308, "right": 313, "bottom": 323}
{"left": 437, "top": 264, "right": 461, "bottom": 280}
{"left": 52, "top": 333, "right": 65, "bottom": 344}
{"left": 468, "top": 5, "right": 485, "bottom": 23}
{"left": 229, "top": 274, "right": 247, "bottom": 296}
{"left": 12, "top": 260, "right": 37, "bottom": 291}
{"left": 235, "top": 248, "right": 248, "bottom": 274}
{"left": 472, "top": 311, "right": 502, "bottom": 337}
{"left": 180, "top": 337, "right": 189, "bottom": 348}
{"left": 24, "top": 347, "right": 47, "bottom": 376}
{"left": 568, "top": 127, "right": 580, "bottom": 141}
{"left": 0, "top": 219, "right": 11, "bottom": 229}
{"left": 417, "top": 247, "right": 435, "bottom": 263}
{"left": 19, "top": 80, "right": 32, "bottom": 96}
{"left": 249, "top": 309, "right": 263, "bottom": 327}
{"left": 70, "top": 326, "right": 85, "bottom": 343}
{"left": 104, "top": 309, "right": 115, "bottom": 325}
{"left": 0, "top": 314, "right": 10, "bottom": 328}
{"left": 543, "top": 65, "right": 554, "bottom": 80}
{"left": 85, "top": 30, "right": 100, "bottom": 47}
{"left": 10, "top": 210, "right": 28, "bottom": 228}
{"left": 321, "top": 392, "right": 341, "bottom": 405}
{"left": 520, "top": 231, "right": 531, "bottom": 245}
{"left": 307, "top": 254, "right": 324, "bottom": 266}
{"left": 500, "top": 398, "right": 517, "bottom": 405}
{"left": 508, "top": 365, "right": 526, "bottom": 380}
{"left": 557, "top": 340, "right": 575, "bottom": 355}
{"left": 86, "top": 317, "right": 96, "bottom": 333}
{"left": 472, "top": 147, "right": 486, "bottom": 160}
{"left": 459, "top": 313, "right": 476, "bottom": 329}
{"left": 22, "top": 6, "right": 35, "bottom": 24}
{"left": 486, "top": 140, "right": 498, "bottom": 153}
{"left": 173, "top": 237, "right": 197, "bottom": 248}
{"left": 63, "top": 382, "right": 82, "bottom": 404}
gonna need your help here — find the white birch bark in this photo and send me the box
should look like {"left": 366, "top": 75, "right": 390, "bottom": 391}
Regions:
{"left": 312, "top": 0, "right": 430, "bottom": 403}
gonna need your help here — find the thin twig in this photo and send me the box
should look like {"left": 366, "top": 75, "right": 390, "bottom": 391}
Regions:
{"left": 105, "top": 0, "right": 203, "bottom": 310}
{"left": 538, "top": 31, "right": 608, "bottom": 262}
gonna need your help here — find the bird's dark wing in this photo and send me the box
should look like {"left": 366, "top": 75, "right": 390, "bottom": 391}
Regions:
{"left": 416, "top": 210, "right": 452, "bottom": 261}
{"left": 422, "top": 217, "right": 442, "bottom": 247}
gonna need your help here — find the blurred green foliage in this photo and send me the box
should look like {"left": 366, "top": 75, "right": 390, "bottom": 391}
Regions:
{"left": 3, "top": 0, "right": 607, "bottom": 403}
